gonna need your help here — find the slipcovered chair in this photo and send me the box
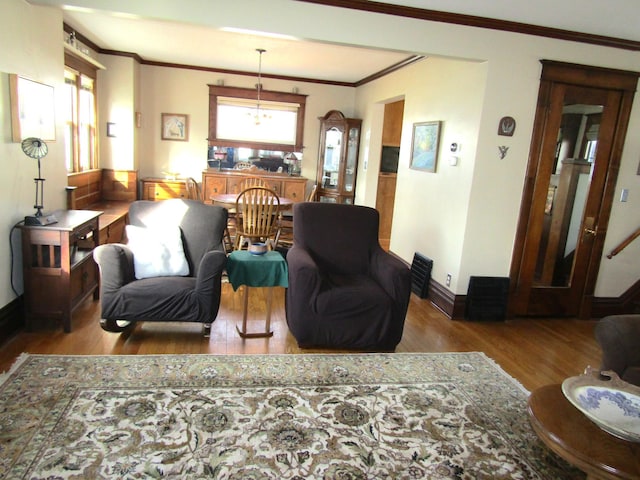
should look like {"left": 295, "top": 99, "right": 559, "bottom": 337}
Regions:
{"left": 286, "top": 202, "right": 412, "bottom": 350}
{"left": 93, "top": 199, "right": 228, "bottom": 335}
{"left": 594, "top": 314, "right": 640, "bottom": 386}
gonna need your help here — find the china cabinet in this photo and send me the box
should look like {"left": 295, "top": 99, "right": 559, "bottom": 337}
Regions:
{"left": 316, "top": 110, "right": 362, "bottom": 204}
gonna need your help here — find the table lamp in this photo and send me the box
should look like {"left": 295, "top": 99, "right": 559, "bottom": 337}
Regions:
{"left": 21, "top": 137, "right": 57, "bottom": 226}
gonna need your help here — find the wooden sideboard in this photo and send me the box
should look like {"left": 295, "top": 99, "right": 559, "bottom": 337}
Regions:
{"left": 202, "top": 170, "right": 308, "bottom": 204}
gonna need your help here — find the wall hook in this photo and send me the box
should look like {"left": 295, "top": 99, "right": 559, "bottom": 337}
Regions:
{"left": 498, "top": 146, "right": 509, "bottom": 159}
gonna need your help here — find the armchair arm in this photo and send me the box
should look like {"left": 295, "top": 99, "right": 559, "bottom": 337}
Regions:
{"left": 370, "top": 248, "right": 412, "bottom": 304}
{"left": 93, "top": 243, "right": 135, "bottom": 293}
{"left": 195, "top": 250, "right": 228, "bottom": 293}
{"left": 287, "top": 246, "right": 323, "bottom": 310}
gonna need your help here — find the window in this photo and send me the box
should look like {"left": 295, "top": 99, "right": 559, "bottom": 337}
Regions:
{"left": 208, "top": 85, "right": 307, "bottom": 152}
{"left": 64, "top": 54, "right": 97, "bottom": 172}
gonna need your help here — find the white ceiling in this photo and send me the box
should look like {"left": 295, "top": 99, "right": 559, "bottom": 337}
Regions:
{"left": 31, "top": 0, "right": 640, "bottom": 84}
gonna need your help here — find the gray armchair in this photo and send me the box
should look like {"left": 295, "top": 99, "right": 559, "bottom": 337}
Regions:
{"left": 93, "top": 199, "right": 228, "bottom": 334}
{"left": 595, "top": 314, "right": 640, "bottom": 386}
{"left": 285, "top": 202, "right": 411, "bottom": 351}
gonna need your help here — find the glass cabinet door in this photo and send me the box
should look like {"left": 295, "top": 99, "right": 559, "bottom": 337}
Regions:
{"left": 316, "top": 110, "right": 362, "bottom": 203}
{"left": 321, "top": 127, "right": 343, "bottom": 190}
{"left": 344, "top": 126, "right": 359, "bottom": 194}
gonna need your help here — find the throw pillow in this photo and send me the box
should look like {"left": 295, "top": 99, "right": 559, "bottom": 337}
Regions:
{"left": 125, "top": 225, "right": 189, "bottom": 279}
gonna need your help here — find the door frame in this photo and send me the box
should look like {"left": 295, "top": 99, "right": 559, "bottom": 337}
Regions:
{"left": 509, "top": 61, "right": 638, "bottom": 318}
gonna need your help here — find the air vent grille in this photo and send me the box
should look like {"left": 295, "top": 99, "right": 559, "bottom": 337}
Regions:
{"left": 465, "top": 276, "right": 509, "bottom": 321}
{"left": 410, "top": 253, "right": 433, "bottom": 299}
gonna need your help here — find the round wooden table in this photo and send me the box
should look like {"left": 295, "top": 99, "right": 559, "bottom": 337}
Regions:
{"left": 527, "top": 384, "right": 640, "bottom": 480}
{"left": 210, "top": 193, "right": 294, "bottom": 210}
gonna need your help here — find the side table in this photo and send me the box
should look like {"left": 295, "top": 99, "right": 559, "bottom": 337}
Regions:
{"left": 528, "top": 384, "right": 640, "bottom": 480}
{"left": 226, "top": 250, "right": 288, "bottom": 338}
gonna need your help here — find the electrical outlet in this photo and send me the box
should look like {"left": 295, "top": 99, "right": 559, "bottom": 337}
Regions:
{"left": 446, "top": 274, "right": 452, "bottom": 287}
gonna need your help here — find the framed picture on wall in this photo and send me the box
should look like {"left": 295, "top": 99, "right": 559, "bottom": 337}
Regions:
{"left": 410, "top": 121, "right": 441, "bottom": 172}
{"left": 9, "top": 74, "right": 56, "bottom": 143}
{"left": 161, "top": 113, "right": 189, "bottom": 141}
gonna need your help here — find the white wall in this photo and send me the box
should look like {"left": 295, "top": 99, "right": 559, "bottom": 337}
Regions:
{"left": 136, "top": 64, "right": 355, "bottom": 182}
{"left": 0, "top": 0, "right": 66, "bottom": 306}
{"left": 98, "top": 55, "right": 137, "bottom": 170}
{"left": 355, "top": 57, "right": 487, "bottom": 292}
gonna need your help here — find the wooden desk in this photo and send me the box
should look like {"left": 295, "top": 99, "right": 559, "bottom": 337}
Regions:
{"left": 19, "top": 210, "right": 102, "bottom": 333}
{"left": 211, "top": 193, "right": 294, "bottom": 210}
{"left": 528, "top": 384, "right": 640, "bottom": 480}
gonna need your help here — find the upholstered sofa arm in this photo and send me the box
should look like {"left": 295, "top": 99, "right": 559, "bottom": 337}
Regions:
{"left": 93, "top": 244, "right": 136, "bottom": 293}
{"left": 370, "top": 248, "right": 412, "bottom": 303}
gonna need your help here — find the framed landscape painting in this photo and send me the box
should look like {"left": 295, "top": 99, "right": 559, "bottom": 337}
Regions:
{"left": 410, "top": 121, "right": 441, "bottom": 172}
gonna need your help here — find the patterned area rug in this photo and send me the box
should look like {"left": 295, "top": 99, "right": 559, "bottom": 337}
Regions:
{"left": 0, "top": 352, "right": 581, "bottom": 479}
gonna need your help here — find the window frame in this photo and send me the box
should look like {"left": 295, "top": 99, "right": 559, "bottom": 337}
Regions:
{"left": 64, "top": 53, "right": 98, "bottom": 173}
{"left": 208, "top": 85, "right": 307, "bottom": 152}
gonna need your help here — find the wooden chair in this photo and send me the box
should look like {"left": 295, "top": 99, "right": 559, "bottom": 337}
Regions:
{"left": 185, "top": 177, "right": 201, "bottom": 201}
{"left": 276, "top": 183, "right": 318, "bottom": 249}
{"left": 225, "top": 177, "right": 268, "bottom": 252}
{"left": 235, "top": 186, "right": 281, "bottom": 250}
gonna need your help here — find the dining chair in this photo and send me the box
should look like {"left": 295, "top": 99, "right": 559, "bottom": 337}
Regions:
{"left": 234, "top": 186, "right": 281, "bottom": 250}
{"left": 185, "top": 177, "right": 202, "bottom": 201}
{"left": 275, "top": 183, "right": 318, "bottom": 250}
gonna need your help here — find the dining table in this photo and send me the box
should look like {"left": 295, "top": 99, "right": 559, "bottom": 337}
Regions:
{"left": 210, "top": 193, "right": 295, "bottom": 211}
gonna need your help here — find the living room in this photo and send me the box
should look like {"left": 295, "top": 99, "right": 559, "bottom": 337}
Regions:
{"left": 1, "top": 1, "right": 639, "bottom": 476}
{"left": 2, "top": 1, "right": 640, "bottom": 332}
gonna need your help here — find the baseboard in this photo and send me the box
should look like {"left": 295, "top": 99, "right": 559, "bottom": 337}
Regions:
{"left": 591, "top": 278, "right": 640, "bottom": 318}
{"left": 0, "top": 297, "right": 24, "bottom": 344}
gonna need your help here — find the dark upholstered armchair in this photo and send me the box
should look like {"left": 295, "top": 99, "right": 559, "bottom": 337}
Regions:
{"left": 93, "top": 199, "right": 228, "bottom": 334}
{"left": 595, "top": 314, "right": 640, "bottom": 386}
{"left": 285, "top": 203, "right": 411, "bottom": 351}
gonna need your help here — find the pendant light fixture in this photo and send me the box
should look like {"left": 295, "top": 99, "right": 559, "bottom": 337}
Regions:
{"left": 253, "top": 48, "right": 269, "bottom": 125}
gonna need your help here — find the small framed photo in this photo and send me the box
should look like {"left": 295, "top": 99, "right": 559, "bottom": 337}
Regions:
{"left": 161, "top": 113, "right": 189, "bottom": 141}
{"left": 410, "top": 121, "right": 441, "bottom": 172}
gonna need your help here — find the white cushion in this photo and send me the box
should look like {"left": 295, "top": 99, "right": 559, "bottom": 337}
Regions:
{"left": 125, "top": 225, "right": 189, "bottom": 279}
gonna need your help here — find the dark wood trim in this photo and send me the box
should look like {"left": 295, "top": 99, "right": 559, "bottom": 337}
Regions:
{"left": 207, "top": 85, "right": 307, "bottom": 152}
{"left": 0, "top": 296, "right": 24, "bottom": 344}
{"left": 591, "top": 279, "right": 640, "bottom": 318}
{"left": 355, "top": 55, "right": 424, "bottom": 87}
{"left": 296, "top": 0, "right": 640, "bottom": 51}
{"left": 540, "top": 60, "right": 640, "bottom": 91}
{"left": 100, "top": 49, "right": 145, "bottom": 65}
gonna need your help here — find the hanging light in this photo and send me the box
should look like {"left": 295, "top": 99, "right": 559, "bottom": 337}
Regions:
{"left": 252, "top": 48, "right": 270, "bottom": 125}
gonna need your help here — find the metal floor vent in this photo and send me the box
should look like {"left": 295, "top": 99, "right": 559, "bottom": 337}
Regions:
{"left": 410, "top": 253, "right": 433, "bottom": 299}
{"left": 464, "top": 276, "right": 510, "bottom": 321}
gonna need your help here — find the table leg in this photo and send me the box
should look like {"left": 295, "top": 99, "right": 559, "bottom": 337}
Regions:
{"left": 236, "top": 286, "right": 274, "bottom": 338}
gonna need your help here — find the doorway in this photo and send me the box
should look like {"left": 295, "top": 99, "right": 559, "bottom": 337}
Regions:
{"left": 510, "top": 61, "right": 638, "bottom": 318}
{"left": 376, "top": 99, "right": 404, "bottom": 250}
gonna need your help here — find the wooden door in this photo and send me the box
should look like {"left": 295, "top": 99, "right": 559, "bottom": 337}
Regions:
{"left": 376, "top": 173, "right": 397, "bottom": 250}
{"left": 510, "top": 61, "right": 638, "bottom": 318}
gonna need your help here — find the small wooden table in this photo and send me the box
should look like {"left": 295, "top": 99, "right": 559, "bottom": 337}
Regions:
{"left": 211, "top": 193, "right": 295, "bottom": 210}
{"left": 528, "top": 384, "right": 640, "bottom": 480}
{"left": 226, "top": 250, "right": 288, "bottom": 338}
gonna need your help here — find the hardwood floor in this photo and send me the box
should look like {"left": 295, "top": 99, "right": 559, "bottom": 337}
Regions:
{"left": 0, "top": 283, "right": 602, "bottom": 392}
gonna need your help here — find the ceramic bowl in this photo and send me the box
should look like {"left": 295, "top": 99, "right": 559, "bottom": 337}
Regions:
{"left": 248, "top": 242, "right": 268, "bottom": 255}
{"left": 562, "top": 367, "right": 640, "bottom": 442}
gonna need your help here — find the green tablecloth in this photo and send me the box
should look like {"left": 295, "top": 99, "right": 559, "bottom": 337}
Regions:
{"left": 227, "top": 251, "right": 288, "bottom": 291}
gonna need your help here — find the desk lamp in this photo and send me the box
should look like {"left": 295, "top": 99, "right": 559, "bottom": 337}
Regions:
{"left": 21, "top": 137, "right": 57, "bottom": 225}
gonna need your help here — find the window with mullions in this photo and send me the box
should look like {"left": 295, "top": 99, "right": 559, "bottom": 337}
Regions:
{"left": 64, "top": 57, "right": 97, "bottom": 172}
{"left": 208, "top": 85, "right": 307, "bottom": 152}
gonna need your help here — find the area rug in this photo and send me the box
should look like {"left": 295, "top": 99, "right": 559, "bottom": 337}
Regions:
{"left": 0, "top": 352, "right": 580, "bottom": 479}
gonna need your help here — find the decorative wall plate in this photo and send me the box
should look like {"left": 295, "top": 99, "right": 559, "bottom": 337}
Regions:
{"left": 562, "top": 367, "right": 640, "bottom": 442}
